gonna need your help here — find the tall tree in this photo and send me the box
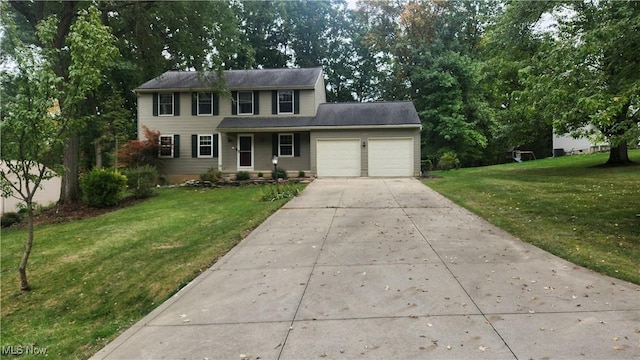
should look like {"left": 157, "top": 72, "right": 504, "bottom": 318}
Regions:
{"left": 1, "top": 5, "right": 118, "bottom": 290}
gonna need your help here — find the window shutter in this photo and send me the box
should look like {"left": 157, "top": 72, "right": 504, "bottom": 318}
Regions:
{"left": 213, "top": 134, "right": 219, "bottom": 157}
{"left": 191, "top": 134, "right": 198, "bottom": 158}
{"left": 213, "top": 94, "right": 219, "bottom": 115}
{"left": 272, "top": 133, "right": 278, "bottom": 156}
{"left": 231, "top": 91, "right": 237, "bottom": 115}
{"left": 191, "top": 93, "right": 197, "bottom": 116}
{"left": 253, "top": 90, "right": 260, "bottom": 115}
{"left": 173, "top": 135, "right": 180, "bottom": 158}
{"left": 294, "top": 90, "right": 300, "bottom": 114}
{"left": 153, "top": 93, "right": 158, "bottom": 116}
{"left": 294, "top": 133, "right": 301, "bottom": 157}
{"left": 173, "top": 92, "right": 180, "bottom": 115}
{"left": 272, "top": 90, "right": 278, "bottom": 114}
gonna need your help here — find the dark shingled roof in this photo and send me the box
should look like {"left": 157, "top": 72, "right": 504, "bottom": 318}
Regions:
{"left": 314, "top": 102, "right": 421, "bottom": 126}
{"left": 217, "top": 102, "right": 421, "bottom": 131}
{"left": 136, "top": 67, "right": 323, "bottom": 91}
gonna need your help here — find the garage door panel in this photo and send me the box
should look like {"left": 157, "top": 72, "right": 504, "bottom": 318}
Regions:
{"left": 317, "top": 139, "right": 360, "bottom": 177}
{"left": 368, "top": 139, "right": 413, "bottom": 177}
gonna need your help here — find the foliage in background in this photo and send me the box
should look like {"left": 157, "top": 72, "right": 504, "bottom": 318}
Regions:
{"left": 436, "top": 151, "right": 461, "bottom": 170}
{"left": 116, "top": 126, "right": 161, "bottom": 169}
{"left": 80, "top": 168, "right": 127, "bottom": 208}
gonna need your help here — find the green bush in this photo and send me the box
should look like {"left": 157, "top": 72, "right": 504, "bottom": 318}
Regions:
{"left": 272, "top": 168, "right": 287, "bottom": 179}
{"left": 1, "top": 212, "right": 23, "bottom": 228}
{"left": 437, "top": 152, "right": 461, "bottom": 171}
{"left": 80, "top": 168, "right": 127, "bottom": 208}
{"left": 200, "top": 167, "right": 223, "bottom": 183}
{"left": 298, "top": 170, "right": 306, "bottom": 178}
{"left": 261, "top": 183, "right": 301, "bottom": 201}
{"left": 235, "top": 171, "right": 251, "bottom": 181}
{"left": 123, "top": 165, "right": 158, "bottom": 199}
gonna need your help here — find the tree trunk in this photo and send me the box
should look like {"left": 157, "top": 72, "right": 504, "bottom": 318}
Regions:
{"left": 19, "top": 207, "right": 34, "bottom": 291}
{"left": 606, "top": 142, "right": 631, "bottom": 165}
{"left": 60, "top": 134, "right": 81, "bottom": 204}
{"left": 95, "top": 141, "right": 103, "bottom": 169}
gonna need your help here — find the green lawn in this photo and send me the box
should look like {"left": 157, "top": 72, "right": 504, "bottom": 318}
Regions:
{"left": 1, "top": 185, "right": 302, "bottom": 359}
{"left": 423, "top": 150, "right": 640, "bottom": 285}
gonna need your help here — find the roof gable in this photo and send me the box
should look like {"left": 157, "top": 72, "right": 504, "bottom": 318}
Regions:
{"left": 136, "top": 67, "right": 323, "bottom": 91}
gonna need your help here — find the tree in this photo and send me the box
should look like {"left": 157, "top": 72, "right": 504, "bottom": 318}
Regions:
{"left": 0, "top": 5, "right": 117, "bottom": 291}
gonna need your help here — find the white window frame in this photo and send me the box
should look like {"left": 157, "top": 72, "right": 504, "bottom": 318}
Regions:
{"left": 198, "top": 92, "right": 213, "bottom": 116}
{"left": 279, "top": 133, "right": 294, "bottom": 157}
{"left": 237, "top": 91, "right": 254, "bottom": 115}
{"left": 198, "top": 134, "right": 213, "bottom": 158}
{"left": 158, "top": 93, "right": 174, "bottom": 116}
{"left": 278, "top": 90, "right": 294, "bottom": 114}
{"left": 159, "top": 134, "right": 174, "bottom": 158}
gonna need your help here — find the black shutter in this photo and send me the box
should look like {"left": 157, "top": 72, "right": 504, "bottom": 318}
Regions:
{"left": 231, "top": 91, "right": 237, "bottom": 115}
{"left": 191, "top": 134, "right": 198, "bottom": 158}
{"left": 152, "top": 93, "right": 158, "bottom": 116}
{"left": 173, "top": 134, "right": 180, "bottom": 158}
{"left": 213, "top": 94, "right": 219, "bottom": 115}
{"left": 294, "top": 90, "right": 300, "bottom": 114}
{"left": 173, "top": 92, "right": 180, "bottom": 115}
{"left": 294, "top": 133, "right": 301, "bottom": 157}
{"left": 213, "top": 134, "right": 219, "bottom": 157}
{"left": 253, "top": 90, "right": 260, "bottom": 115}
{"left": 272, "top": 90, "right": 278, "bottom": 114}
{"left": 272, "top": 133, "right": 278, "bottom": 156}
{"left": 192, "top": 93, "right": 197, "bottom": 116}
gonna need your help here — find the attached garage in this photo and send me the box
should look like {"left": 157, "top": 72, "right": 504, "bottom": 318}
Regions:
{"left": 316, "top": 139, "right": 361, "bottom": 177}
{"left": 368, "top": 138, "right": 414, "bottom": 177}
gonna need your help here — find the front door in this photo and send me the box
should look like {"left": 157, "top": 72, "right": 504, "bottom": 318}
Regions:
{"left": 238, "top": 135, "right": 253, "bottom": 169}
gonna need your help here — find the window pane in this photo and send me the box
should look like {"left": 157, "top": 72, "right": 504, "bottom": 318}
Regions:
{"left": 159, "top": 135, "right": 173, "bottom": 157}
{"left": 159, "top": 94, "right": 173, "bottom": 115}
{"left": 238, "top": 92, "right": 253, "bottom": 114}
{"left": 279, "top": 91, "right": 293, "bottom": 113}
{"left": 198, "top": 92, "right": 212, "bottom": 115}
{"left": 199, "top": 135, "right": 212, "bottom": 156}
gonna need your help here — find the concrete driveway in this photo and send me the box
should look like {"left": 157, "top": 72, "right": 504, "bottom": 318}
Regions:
{"left": 92, "top": 178, "right": 640, "bottom": 360}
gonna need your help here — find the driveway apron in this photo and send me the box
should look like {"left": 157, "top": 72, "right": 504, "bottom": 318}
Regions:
{"left": 92, "top": 178, "right": 640, "bottom": 360}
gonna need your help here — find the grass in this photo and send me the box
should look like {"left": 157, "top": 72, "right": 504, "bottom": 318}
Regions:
{"left": 423, "top": 149, "right": 640, "bottom": 285}
{"left": 0, "top": 184, "right": 304, "bottom": 359}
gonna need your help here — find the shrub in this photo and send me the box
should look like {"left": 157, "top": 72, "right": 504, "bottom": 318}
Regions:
{"left": 272, "top": 168, "right": 287, "bottom": 179}
{"left": 1, "top": 212, "right": 23, "bottom": 228}
{"left": 200, "top": 167, "right": 223, "bottom": 183}
{"left": 421, "top": 159, "right": 433, "bottom": 173}
{"left": 437, "top": 152, "right": 461, "bottom": 171}
{"left": 117, "top": 126, "right": 161, "bottom": 168}
{"left": 261, "top": 183, "right": 301, "bottom": 201}
{"left": 235, "top": 171, "right": 251, "bottom": 181}
{"left": 80, "top": 168, "right": 127, "bottom": 208}
{"left": 257, "top": 172, "right": 264, "bottom": 178}
{"left": 123, "top": 165, "right": 158, "bottom": 199}
{"left": 298, "top": 170, "right": 306, "bottom": 178}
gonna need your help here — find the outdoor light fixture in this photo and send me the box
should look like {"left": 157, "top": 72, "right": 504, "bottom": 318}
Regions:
{"left": 272, "top": 155, "right": 278, "bottom": 180}
{"left": 362, "top": 141, "right": 366, "bottom": 148}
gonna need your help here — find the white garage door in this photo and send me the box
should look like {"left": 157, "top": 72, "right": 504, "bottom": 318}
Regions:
{"left": 317, "top": 139, "right": 361, "bottom": 177}
{"left": 368, "top": 138, "right": 414, "bottom": 177}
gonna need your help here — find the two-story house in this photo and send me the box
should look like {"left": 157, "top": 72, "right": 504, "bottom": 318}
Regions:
{"left": 135, "top": 67, "right": 421, "bottom": 182}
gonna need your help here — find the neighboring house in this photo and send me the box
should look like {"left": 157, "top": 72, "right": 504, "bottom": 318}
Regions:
{"left": 135, "top": 67, "right": 421, "bottom": 182}
{"left": 0, "top": 162, "right": 61, "bottom": 215}
{"left": 552, "top": 129, "right": 609, "bottom": 156}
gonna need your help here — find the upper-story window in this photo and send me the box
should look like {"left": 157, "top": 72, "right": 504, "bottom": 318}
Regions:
{"left": 198, "top": 92, "right": 213, "bottom": 115}
{"left": 237, "top": 91, "right": 253, "bottom": 115}
{"left": 278, "top": 90, "right": 294, "bottom": 114}
{"left": 159, "top": 93, "right": 174, "bottom": 116}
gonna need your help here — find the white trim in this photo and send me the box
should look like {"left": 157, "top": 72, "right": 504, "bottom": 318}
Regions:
{"left": 237, "top": 91, "right": 254, "bottom": 115}
{"left": 197, "top": 134, "right": 214, "bottom": 158}
{"left": 278, "top": 133, "right": 294, "bottom": 157}
{"left": 237, "top": 134, "right": 254, "bottom": 169}
{"left": 159, "top": 134, "right": 174, "bottom": 158}
{"left": 158, "top": 93, "right": 174, "bottom": 116}
{"left": 278, "top": 90, "right": 294, "bottom": 114}
{"left": 197, "top": 92, "right": 213, "bottom": 116}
